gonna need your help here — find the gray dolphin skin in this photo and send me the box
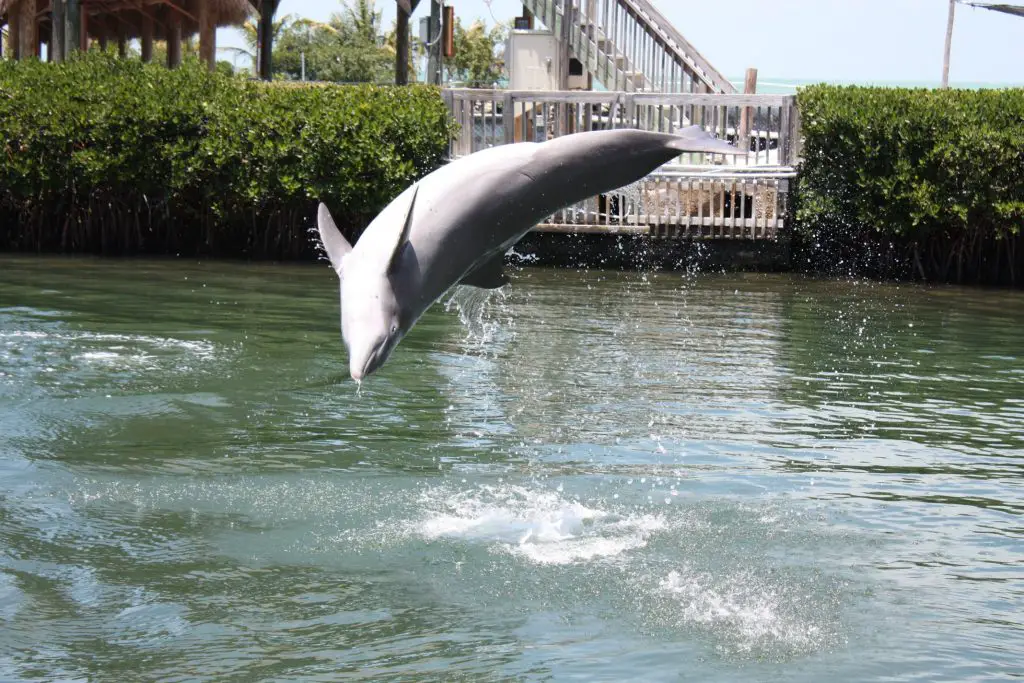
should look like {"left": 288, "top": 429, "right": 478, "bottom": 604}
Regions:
{"left": 317, "top": 126, "right": 744, "bottom": 382}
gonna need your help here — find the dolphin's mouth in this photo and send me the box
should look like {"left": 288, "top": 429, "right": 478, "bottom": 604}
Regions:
{"left": 352, "top": 339, "right": 390, "bottom": 382}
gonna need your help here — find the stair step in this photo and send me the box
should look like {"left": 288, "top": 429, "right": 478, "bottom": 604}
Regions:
{"left": 517, "top": 0, "right": 730, "bottom": 94}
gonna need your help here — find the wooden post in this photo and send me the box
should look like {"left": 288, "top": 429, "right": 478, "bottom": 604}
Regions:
{"left": 8, "top": 5, "right": 19, "bottom": 60}
{"left": 442, "top": 4, "right": 454, "bottom": 58}
{"left": 738, "top": 67, "right": 758, "bottom": 150}
{"left": 64, "top": 0, "right": 79, "bottom": 56}
{"left": 257, "top": 0, "right": 278, "bottom": 80}
{"left": 140, "top": 14, "right": 152, "bottom": 62}
{"left": 50, "top": 0, "right": 64, "bottom": 62}
{"left": 395, "top": 0, "right": 421, "bottom": 85}
{"left": 199, "top": 0, "right": 215, "bottom": 70}
{"left": 78, "top": 1, "right": 87, "bottom": 51}
{"left": 942, "top": 0, "right": 955, "bottom": 88}
{"left": 117, "top": 20, "right": 126, "bottom": 57}
{"left": 23, "top": 0, "right": 38, "bottom": 59}
{"left": 167, "top": 10, "right": 181, "bottom": 67}
{"left": 19, "top": 0, "right": 37, "bottom": 59}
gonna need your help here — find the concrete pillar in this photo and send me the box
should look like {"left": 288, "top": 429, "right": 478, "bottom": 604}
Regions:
{"left": 140, "top": 14, "right": 153, "bottom": 62}
{"left": 198, "top": 0, "right": 215, "bottom": 70}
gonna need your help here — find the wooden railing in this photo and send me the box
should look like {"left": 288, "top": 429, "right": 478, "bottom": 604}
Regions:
{"left": 443, "top": 89, "right": 800, "bottom": 239}
{"left": 444, "top": 90, "right": 800, "bottom": 165}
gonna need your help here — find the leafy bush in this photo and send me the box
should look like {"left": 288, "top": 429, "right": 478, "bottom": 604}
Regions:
{"left": 0, "top": 53, "right": 455, "bottom": 258}
{"left": 796, "top": 85, "right": 1024, "bottom": 284}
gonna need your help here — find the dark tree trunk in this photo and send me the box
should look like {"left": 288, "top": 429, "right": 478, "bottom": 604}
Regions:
{"left": 395, "top": 0, "right": 421, "bottom": 85}
{"left": 258, "top": 0, "right": 279, "bottom": 81}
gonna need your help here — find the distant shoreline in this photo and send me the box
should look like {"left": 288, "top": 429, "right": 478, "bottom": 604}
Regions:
{"left": 727, "top": 77, "right": 1024, "bottom": 94}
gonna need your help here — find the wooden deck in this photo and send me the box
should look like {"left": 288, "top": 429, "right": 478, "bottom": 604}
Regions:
{"left": 442, "top": 88, "right": 800, "bottom": 240}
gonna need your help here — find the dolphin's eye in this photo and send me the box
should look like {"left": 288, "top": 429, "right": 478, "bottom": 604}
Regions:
{"left": 390, "top": 324, "right": 398, "bottom": 335}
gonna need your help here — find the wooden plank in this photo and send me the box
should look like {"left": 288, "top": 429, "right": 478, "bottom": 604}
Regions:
{"left": 533, "top": 222, "right": 649, "bottom": 235}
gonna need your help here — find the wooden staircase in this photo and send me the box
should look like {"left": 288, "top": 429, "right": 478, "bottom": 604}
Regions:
{"left": 520, "top": 0, "right": 736, "bottom": 94}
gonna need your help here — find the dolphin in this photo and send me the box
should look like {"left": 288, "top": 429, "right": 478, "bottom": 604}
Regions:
{"left": 316, "top": 126, "right": 743, "bottom": 381}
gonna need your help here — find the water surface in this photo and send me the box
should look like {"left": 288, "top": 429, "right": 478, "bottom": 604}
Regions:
{"left": 1, "top": 256, "right": 1022, "bottom": 680}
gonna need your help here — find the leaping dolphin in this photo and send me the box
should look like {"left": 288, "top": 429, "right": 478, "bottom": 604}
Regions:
{"left": 317, "top": 127, "right": 743, "bottom": 381}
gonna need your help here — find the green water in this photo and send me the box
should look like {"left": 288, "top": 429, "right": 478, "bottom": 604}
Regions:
{"left": 1, "top": 256, "right": 1022, "bottom": 680}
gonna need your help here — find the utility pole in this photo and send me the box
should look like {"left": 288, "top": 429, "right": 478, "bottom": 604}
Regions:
{"left": 942, "top": 0, "right": 956, "bottom": 88}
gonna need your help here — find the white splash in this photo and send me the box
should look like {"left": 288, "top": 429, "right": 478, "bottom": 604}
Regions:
{"left": 443, "top": 285, "right": 513, "bottom": 347}
{"left": 658, "top": 566, "right": 828, "bottom": 653}
{"left": 417, "top": 483, "right": 666, "bottom": 565}
{"left": 0, "top": 329, "right": 219, "bottom": 374}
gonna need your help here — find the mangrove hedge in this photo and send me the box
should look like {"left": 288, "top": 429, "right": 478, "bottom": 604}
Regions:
{"left": 0, "top": 54, "right": 455, "bottom": 259}
{"left": 796, "top": 85, "right": 1024, "bottom": 286}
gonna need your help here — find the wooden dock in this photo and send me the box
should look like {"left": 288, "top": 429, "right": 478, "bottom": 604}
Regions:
{"left": 442, "top": 88, "right": 801, "bottom": 240}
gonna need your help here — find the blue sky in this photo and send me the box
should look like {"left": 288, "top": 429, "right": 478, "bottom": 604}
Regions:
{"left": 216, "top": 0, "right": 1024, "bottom": 85}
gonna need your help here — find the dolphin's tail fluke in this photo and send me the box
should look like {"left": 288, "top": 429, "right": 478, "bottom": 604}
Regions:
{"left": 667, "top": 125, "right": 747, "bottom": 156}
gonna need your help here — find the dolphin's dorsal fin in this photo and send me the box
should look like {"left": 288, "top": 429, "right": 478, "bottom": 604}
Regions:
{"left": 317, "top": 203, "right": 352, "bottom": 276}
{"left": 387, "top": 184, "right": 419, "bottom": 274}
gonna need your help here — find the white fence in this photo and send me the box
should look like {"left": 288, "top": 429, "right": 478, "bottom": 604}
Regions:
{"left": 442, "top": 89, "right": 800, "bottom": 239}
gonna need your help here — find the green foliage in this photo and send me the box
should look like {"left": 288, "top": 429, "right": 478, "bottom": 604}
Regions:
{"left": 446, "top": 19, "right": 508, "bottom": 88}
{"left": 796, "top": 85, "right": 1024, "bottom": 284}
{"left": 0, "top": 53, "right": 456, "bottom": 258}
{"left": 274, "top": 1, "right": 396, "bottom": 83}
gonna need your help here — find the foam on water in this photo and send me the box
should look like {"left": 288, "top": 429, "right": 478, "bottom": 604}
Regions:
{"left": 656, "top": 565, "right": 841, "bottom": 656}
{"left": 416, "top": 483, "right": 666, "bottom": 565}
{"left": 0, "top": 328, "right": 224, "bottom": 388}
{"left": 1, "top": 329, "right": 215, "bottom": 357}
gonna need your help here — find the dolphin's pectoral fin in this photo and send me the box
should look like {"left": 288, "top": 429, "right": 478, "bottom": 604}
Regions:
{"left": 317, "top": 203, "right": 352, "bottom": 276}
{"left": 460, "top": 252, "right": 510, "bottom": 289}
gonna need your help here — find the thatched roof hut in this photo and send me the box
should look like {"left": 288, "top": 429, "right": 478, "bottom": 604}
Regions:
{"left": 1, "top": 0, "right": 254, "bottom": 68}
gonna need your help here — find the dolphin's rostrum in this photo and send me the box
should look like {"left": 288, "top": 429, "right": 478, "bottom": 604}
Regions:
{"left": 317, "top": 127, "right": 744, "bottom": 381}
